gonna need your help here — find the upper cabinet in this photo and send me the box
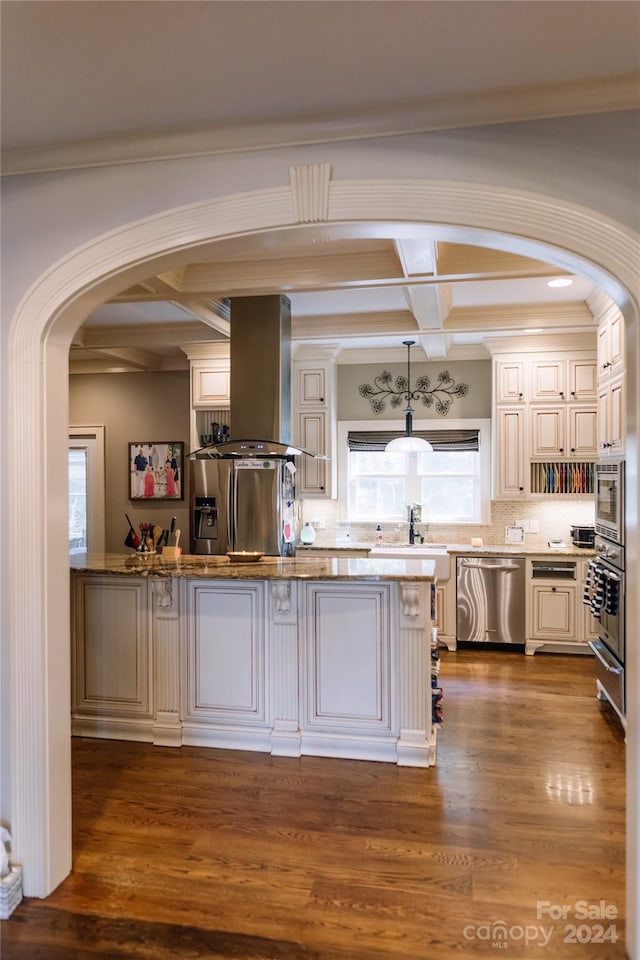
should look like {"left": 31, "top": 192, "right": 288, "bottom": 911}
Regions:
{"left": 595, "top": 301, "right": 626, "bottom": 458}
{"left": 492, "top": 344, "right": 597, "bottom": 500}
{"left": 292, "top": 345, "right": 340, "bottom": 499}
{"left": 182, "top": 343, "right": 231, "bottom": 451}
{"left": 191, "top": 359, "right": 230, "bottom": 409}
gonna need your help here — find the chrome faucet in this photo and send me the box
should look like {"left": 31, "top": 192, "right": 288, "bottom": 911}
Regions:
{"left": 408, "top": 508, "right": 424, "bottom": 545}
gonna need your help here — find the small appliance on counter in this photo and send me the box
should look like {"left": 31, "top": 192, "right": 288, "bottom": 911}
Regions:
{"left": 570, "top": 524, "right": 595, "bottom": 548}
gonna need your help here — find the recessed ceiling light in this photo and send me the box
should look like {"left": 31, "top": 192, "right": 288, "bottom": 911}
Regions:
{"left": 524, "top": 328, "right": 543, "bottom": 333}
{"left": 547, "top": 278, "right": 574, "bottom": 288}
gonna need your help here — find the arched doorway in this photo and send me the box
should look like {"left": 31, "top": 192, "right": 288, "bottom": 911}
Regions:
{"left": 7, "top": 177, "right": 639, "bottom": 945}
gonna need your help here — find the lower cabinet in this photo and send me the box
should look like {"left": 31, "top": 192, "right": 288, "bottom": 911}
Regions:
{"left": 529, "top": 582, "right": 578, "bottom": 641}
{"left": 525, "top": 557, "right": 593, "bottom": 655}
{"left": 434, "top": 578, "right": 456, "bottom": 651}
{"left": 181, "top": 580, "right": 268, "bottom": 749}
{"left": 71, "top": 575, "right": 154, "bottom": 736}
{"left": 301, "top": 582, "right": 392, "bottom": 734}
{"left": 71, "top": 572, "right": 436, "bottom": 766}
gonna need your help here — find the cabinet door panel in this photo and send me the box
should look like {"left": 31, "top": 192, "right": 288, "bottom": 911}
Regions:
{"left": 297, "top": 412, "right": 327, "bottom": 494}
{"left": 531, "top": 408, "right": 565, "bottom": 457}
{"left": 303, "top": 584, "right": 391, "bottom": 730}
{"left": 185, "top": 582, "right": 265, "bottom": 721}
{"left": 298, "top": 368, "right": 326, "bottom": 406}
{"left": 495, "top": 408, "right": 526, "bottom": 497}
{"left": 73, "top": 576, "right": 151, "bottom": 716}
{"left": 192, "top": 368, "right": 230, "bottom": 408}
{"left": 531, "top": 584, "right": 577, "bottom": 640}
{"left": 609, "top": 377, "right": 625, "bottom": 455}
{"left": 496, "top": 360, "right": 525, "bottom": 402}
{"left": 569, "top": 359, "right": 597, "bottom": 400}
{"left": 532, "top": 360, "right": 565, "bottom": 401}
{"left": 569, "top": 407, "right": 597, "bottom": 457}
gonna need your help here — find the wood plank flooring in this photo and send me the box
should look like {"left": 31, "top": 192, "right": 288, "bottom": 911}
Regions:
{"left": 2, "top": 651, "right": 626, "bottom": 959}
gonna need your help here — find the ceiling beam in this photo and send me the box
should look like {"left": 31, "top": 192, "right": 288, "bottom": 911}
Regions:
{"left": 444, "top": 301, "right": 594, "bottom": 331}
{"left": 78, "top": 320, "right": 222, "bottom": 348}
{"left": 108, "top": 266, "right": 567, "bottom": 302}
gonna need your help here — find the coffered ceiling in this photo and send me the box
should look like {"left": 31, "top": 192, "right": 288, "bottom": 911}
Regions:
{"left": 71, "top": 234, "right": 597, "bottom": 372}
{"left": 3, "top": 1, "right": 636, "bottom": 372}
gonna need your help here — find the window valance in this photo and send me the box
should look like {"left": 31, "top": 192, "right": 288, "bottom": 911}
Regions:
{"left": 347, "top": 428, "right": 479, "bottom": 453}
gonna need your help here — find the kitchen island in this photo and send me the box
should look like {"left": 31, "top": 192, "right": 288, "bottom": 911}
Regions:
{"left": 70, "top": 553, "right": 438, "bottom": 767}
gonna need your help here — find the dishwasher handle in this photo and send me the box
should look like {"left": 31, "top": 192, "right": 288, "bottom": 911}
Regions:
{"left": 458, "top": 559, "right": 522, "bottom": 572}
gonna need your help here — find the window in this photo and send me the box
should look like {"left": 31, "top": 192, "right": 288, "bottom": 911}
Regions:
{"left": 338, "top": 419, "right": 490, "bottom": 524}
{"left": 68, "top": 427, "right": 106, "bottom": 554}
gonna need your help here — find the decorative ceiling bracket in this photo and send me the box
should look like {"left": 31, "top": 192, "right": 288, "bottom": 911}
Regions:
{"left": 289, "top": 163, "right": 332, "bottom": 223}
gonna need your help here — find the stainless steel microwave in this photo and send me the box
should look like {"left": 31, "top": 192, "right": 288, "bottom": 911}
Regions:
{"left": 595, "top": 460, "right": 624, "bottom": 544}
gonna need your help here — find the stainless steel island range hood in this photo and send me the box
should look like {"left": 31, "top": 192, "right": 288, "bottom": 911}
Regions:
{"left": 196, "top": 294, "right": 301, "bottom": 458}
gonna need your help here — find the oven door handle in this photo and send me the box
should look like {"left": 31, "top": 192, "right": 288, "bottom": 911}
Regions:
{"left": 588, "top": 640, "right": 623, "bottom": 675}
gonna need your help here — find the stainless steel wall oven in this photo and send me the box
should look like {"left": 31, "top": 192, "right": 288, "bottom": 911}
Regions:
{"left": 595, "top": 460, "right": 624, "bottom": 544}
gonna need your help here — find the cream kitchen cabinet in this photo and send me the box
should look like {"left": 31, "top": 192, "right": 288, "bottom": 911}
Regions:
{"left": 530, "top": 405, "right": 597, "bottom": 459}
{"left": 529, "top": 356, "right": 597, "bottom": 403}
{"left": 595, "top": 300, "right": 625, "bottom": 458}
{"left": 71, "top": 567, "right": 438, "bottom": 768}
{"left": 597, "top": 308, "right": 625, "bottom": 381}
{"left": 292, "top": 346, "right": 339, "bottom": 499}
{"left": 525, "top": 557, "right": 593, "bottom": 654}
{"left": 598, "top": 374, "right": 625, "bottom": 457}
{"left": 492, "top": 349, "right": 596, "bottom": 501}
{"left": 296, "top": 366, "right": 328, "bottom": 407}
{"left": 434, "top": 577, "right": 456, "bottom": 651}
{"left": 71, "top": 574, "right": 154, "bottom": 733}
{"left": 529, "top": 582, "right": 578, "bottom": 643}
{"left": 495, "top": 359, "right": 526, "bottom": 403}
{"left": 296, "top": 410, "right": 330, "bottom": 495}
{"left": 191, "top": 357, "right": 230, "bottom": 409}
{"left": 493, "top": 406, "right": 527, "bottom": 499}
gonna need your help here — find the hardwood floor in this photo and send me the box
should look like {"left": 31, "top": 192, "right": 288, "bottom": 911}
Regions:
{"left": 2, "top": 651, "right": 626, "bottom": 959}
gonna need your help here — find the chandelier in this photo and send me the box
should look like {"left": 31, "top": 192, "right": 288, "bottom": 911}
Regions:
{"left": 384, "top": 341, "right": 433, "bottom": 452}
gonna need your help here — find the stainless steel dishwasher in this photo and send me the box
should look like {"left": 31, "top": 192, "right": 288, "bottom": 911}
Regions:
{"left": 456, "top": 555, "right": 525, "bottom": 647}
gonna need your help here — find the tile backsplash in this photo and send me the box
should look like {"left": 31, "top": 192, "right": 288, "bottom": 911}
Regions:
{"left": 301, "top": 498, "right": 595, "bottom": 547}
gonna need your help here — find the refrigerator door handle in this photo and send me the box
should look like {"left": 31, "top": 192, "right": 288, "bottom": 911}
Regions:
{"left": 226, "top": 464, "right": 238, "bottom": 550}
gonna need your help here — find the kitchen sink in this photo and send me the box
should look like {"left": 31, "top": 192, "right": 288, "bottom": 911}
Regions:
{"left": 368, "top": 544, "right": 451, "bottom": 580}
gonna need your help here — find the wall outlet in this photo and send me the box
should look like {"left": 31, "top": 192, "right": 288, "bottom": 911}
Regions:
{"left": 529, "top": 518, "right": 539, "bottom": 534}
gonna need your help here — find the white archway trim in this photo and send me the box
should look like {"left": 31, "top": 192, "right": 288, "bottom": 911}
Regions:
{"left": 8, "top": 178, "right": 640, "bottom": 902}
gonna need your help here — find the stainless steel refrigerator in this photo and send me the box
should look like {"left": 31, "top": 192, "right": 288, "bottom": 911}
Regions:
{"left": 190, "top": 451, "right": 298, "bottom": 556}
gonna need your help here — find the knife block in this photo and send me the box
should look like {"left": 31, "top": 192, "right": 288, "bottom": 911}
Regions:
{"left": 162, "top": 546, "right": 182, "bottom": 559}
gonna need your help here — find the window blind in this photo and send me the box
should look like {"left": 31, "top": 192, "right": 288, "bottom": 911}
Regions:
{"left": 347, "top": 428, "right": 479, "bottom": 452}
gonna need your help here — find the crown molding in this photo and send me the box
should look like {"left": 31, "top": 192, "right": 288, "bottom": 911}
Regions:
{"left": 445, "top": 301, "right": 595, "bottom": 331}
{"left": 337, "top": 343, "right": 490, "bottom": 364}
{"left": 586, "top": 287, "right": 621, "bottom": 324}
{"left": 180, "top": 341, "right": 230, "bottom": 361}
{"left": 3, "top": 73, "right": 637, "bottom": 176}
{"left": 292, "top": 342, "right": 342, "bottom": 362}
{"left": 77, "top": 320, "right": 219, "bottom": 348}
{"left": 484, "top": 332, "right": 597, "bottom": 354}
{"left": 292, "top": 310, "right": 414, "bottom": 340}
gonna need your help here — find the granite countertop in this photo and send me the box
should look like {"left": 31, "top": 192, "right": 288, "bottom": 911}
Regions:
{"left": 69, "top": 552, "right": 437, "bottom": 582}
{"left": 443, "top": 543, "right": 595, "bottom": 557}
{"left": 298, "top": 542, "right": 595, "bottom": 557}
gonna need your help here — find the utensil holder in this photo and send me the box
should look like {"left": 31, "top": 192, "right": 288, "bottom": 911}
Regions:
{"left": 162, "top": 546, "right": 182, "bottom": 559}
